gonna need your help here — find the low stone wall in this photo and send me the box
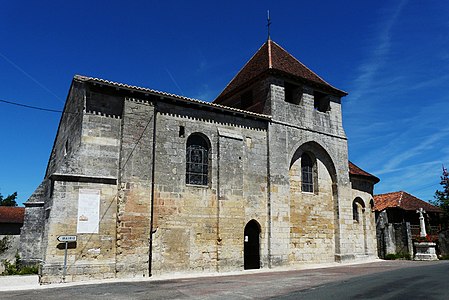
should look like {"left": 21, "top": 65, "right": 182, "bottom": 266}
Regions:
{"left": 0, "top": 235, "right": 21, "bottom": 273}
{"left": 438, "top": 229, "right": 449, "bottom": 256}
{"left": 376, "top": 220, "right": 413, "bottom": 258}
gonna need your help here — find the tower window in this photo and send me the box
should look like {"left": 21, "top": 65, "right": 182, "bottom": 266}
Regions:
{"left": 284, "top": 82, "right": 302, "bottom": 104}
{"left": 240, "top": 90, "right": 253, "bottom": 109}
{"left": 179, "top": 126, "right": 185, "bottom": 138}
{"left": 64, "top": 140, "right": 68, "bottom": 157}
{"left": 314, "top": 91, "right": 330, "bottom": 112}
{"left": 186, "top": 133, "right": 210, "bottom": 186}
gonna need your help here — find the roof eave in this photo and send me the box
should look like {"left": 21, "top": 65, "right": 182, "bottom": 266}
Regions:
{"left": 268, "top": 69, "right": 348, "bottom": 97}
{"left": 350, "top": 173, "right": 380, "bottom": 184}
{"left": 75, "top": 75, "right": 272, "bottom": 121}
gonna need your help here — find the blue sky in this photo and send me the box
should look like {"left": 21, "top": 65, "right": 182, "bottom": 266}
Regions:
{"left": 1, "top": 1, "right": 448, "bottom": 206}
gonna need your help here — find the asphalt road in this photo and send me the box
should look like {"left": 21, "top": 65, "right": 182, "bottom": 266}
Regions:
{"left": 278, "top": 261, "right": 449, "bottom": 300}
{"left": 2, "top": 260, "right": 448, "bottom": 299}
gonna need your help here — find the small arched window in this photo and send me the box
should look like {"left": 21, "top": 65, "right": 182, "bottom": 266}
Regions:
{"left": 353, "top": 198, "right": 366, "bottom": 222}
{"left": 370, "top": 199, "right": 375, "bottom": 212}
{"left": 301, "top": 153, "right": 314, "bottom": 193}
{"left": 353, "top": 201, "right": 359, "bottom": 222}
{"left": 186, "top": 133, "right": 210, "bottom": 186}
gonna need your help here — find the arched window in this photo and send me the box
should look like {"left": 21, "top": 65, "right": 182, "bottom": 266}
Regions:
{"left": 353, "top": 198, "right": 366, "bottom": 222}
{"left": 353, "top": 201, "right": 359, "bottom": 222}
{"left": 370, "top": 199, "right": 375, "bottom": 212}
{"left": 301, "top": 153, "right": 314, "bottom": 193}
{"left": 186, "top": 133, "right": 210, "bottom": 186}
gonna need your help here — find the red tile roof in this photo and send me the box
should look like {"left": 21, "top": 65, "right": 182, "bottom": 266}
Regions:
{"left": 348, "top": 161, "right": 380, "bottom": 183}
{"left": 374, "top": 191, "right": 443, "bottom": 213}
{"left": 214, "top": 39, "right": 347, "bottom": 103}
{"left": 0, "top": 206, "right": 25, "bottom": 224}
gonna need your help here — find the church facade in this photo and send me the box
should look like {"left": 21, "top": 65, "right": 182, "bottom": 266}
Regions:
{"left": 20, "top": 39, "right": 379, "bottom": 283}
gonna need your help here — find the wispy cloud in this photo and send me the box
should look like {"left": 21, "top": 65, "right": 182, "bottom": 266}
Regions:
{"left": 409, "top": 74, "right": 449, "bottom": 90}
{"left": 348, "top": 0, "right": 408, "bottom": 104}
{"left": 165, "top": 68, "right": 184, "bottom": 96}
{"left": 193, "top": 84, "right": 216, "bottom": 102}
{"left": 344, "top": 0, "right": 449, "bottom": 201}
{"left": 374, "top": 158, "right": 447, "bottom": 200}
{"left": 373, "top": 128, "right": 449, "bottom": 175}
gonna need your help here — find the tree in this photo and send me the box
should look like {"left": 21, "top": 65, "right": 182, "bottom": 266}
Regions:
{"left": 432, "top": 166, "right": 449, "bottom": 227}
{"left": 0, "top": 192, "right": 18, "bottom": 206}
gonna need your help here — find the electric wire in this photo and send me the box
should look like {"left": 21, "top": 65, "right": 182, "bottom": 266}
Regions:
{"left": 0, "top": 99, "right": 63, "bottom": 113}
{"left": 0, "top": 98, "right": 154, "bottom": 119}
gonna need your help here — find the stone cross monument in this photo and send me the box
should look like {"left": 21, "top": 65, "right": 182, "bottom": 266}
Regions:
{"left": 416, "top": 207, "right": 427, "bottom": 237}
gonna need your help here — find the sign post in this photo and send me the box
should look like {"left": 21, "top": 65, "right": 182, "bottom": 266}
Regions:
{"left": 57, "top": 235, "right": 77, "bottom": 282}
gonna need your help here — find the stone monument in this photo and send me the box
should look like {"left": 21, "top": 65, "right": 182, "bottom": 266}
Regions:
{"left": 414, "top": 208, "right": 438, "bottom": 261}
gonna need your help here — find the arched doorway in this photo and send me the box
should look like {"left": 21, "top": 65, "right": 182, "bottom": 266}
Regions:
{"left": 244, "top": 220, "right": 260, "bottom": 269}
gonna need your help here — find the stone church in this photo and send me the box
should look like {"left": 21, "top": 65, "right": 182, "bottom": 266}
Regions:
{"left": 20, "top": 38, "right": 380, "bottom": 283}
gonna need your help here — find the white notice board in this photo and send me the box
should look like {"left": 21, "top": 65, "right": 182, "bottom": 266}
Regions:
{"left": 77, "top": 189, "right": 100, "bottom": 234}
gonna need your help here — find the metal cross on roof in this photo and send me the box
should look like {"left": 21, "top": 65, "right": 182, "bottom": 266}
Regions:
{"left": 267, "top": 10, "right": 272, "bottom": 40}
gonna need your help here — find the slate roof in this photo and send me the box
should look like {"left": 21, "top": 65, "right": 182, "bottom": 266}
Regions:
{"left": 348, "top": 161, "right": 380, "bottom": 183}
{"left": 374, "top": 191, "right": 443, "bottom": 213}
{"left": 0, "top": 206, "right": 25, "bottom": 224}
{"left": 74, "top": 75, "right": 271, "bottom": 120}
{"left": 214, "top": 39, "right": 347, "bottom": 103}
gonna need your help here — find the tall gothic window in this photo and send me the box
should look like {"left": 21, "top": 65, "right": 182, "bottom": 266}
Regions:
{"left": 186, "top": 133, "right": 210, "bottom": 186}
{"left": 301, "top": 153, "right": 314, "bottom": 193}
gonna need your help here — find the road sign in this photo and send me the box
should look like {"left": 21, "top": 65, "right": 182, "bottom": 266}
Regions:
{"left": 57, "top": 235, "right": 77, "bottom": 282}
{"left": 57, "top": 235, "right": 77, "bottom": 242}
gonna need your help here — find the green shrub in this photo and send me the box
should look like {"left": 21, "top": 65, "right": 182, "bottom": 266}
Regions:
{"left": 439, "top": 255, "right": 449, "bottom": 260}
{"left": 0, "top": 236, "right": 10, "bottom": 255}
{"left": 398, "top": 253, "right": 411, "bottom": 260}
{"left": 1, "top": 254, "right": 38, "bottom": 275}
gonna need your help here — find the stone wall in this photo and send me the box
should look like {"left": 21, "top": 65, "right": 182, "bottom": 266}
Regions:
{"left": 41, "top": 182, "right": 117, "bottom": 283}
{"left": 289, "top": 160, "right": 335, "bottom": 263}
{"left": 151, "top": 101, "right": 268, "bottom": 274}
{"left": 0, "top": 235, "right": 21, "bottom": 273}
{"left": 115, "top": 98, "right": 154, "bottom": 278}
{"left": 438, "top": 229, "right": 449, "bottom": 256}
{"left": 376, "top": 211, "right": 413, "bottom": 258}
{"left": 19, "top": 202, "right": 45, "bottom": 265}
{"left": 37, "top": 83, "right": 123, "bottom": 283}
{"left": 267, "top": 76, "right": 369, "bottom": 264}
{"left": 349, "top": 177, "right": 377, "bottom": 259}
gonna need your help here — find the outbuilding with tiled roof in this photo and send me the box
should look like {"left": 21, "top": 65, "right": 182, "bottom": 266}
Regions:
{"left": 0, "top": 206, "right": 25, "bottom": 235}
{"left": 374, "top": 191, "right": 442, "bottom": 227}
